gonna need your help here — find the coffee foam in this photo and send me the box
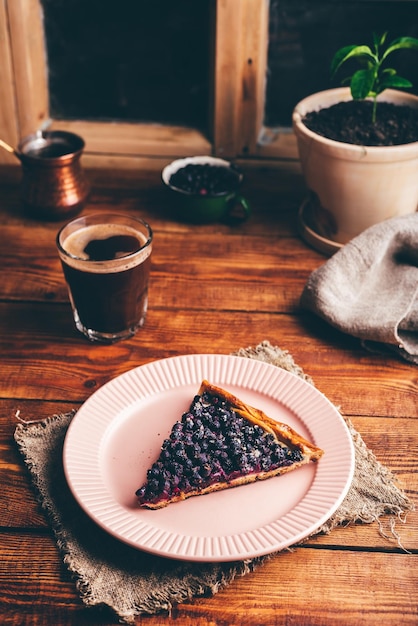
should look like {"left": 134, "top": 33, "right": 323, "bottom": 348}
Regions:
{"left": 59, "top": 223, "right": 151, "bottom": 273}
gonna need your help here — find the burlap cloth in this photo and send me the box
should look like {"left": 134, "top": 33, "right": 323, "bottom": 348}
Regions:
{"left": 14, "top": 341, "right": 414, "bottom": 623}
{"left": 301, "top": 214, "right": 418, "bottom": 364}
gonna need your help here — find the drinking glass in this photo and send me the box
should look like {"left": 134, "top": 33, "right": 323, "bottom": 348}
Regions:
{"left": 56, "top": 213, "right": 153, "bottom": 342}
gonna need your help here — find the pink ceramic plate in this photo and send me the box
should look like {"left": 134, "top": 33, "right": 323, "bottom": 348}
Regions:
{"left": 63, "top": 354, "right": 355, "bottom": 562}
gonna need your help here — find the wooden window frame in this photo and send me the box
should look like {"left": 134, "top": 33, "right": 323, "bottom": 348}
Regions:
{"left": 0, "top": 0, "right": 298, "bottom": 173}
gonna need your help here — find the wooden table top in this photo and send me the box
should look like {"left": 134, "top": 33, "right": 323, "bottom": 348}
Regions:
{"left": 0, "top": 168, "right": 416, "bottom": 625}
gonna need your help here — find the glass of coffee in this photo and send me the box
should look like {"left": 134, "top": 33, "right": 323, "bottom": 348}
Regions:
{"left": 56, "top": 213, "right": 153, "bottom": 343}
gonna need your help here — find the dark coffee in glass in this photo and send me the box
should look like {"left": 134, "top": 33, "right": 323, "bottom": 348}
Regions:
{"left": 57, "top": 214, "right": 152, "bottom": 342}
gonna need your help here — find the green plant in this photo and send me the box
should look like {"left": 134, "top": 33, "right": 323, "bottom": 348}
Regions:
{"left": 331, "top": 32, "right": 418, "bottom": 122}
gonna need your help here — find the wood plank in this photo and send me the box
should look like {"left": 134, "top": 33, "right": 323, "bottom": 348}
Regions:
{"left": 0, "top": 534, "right": 416, "bottom": 625}
{"left": 0, "top": 303, "right": 416, "bottom": 417}
{"left": 6, "top": 0, "right": 49, "bottom": 137}
{"left": 50, "top": 120, "right": 212, "bottom": 158}
{"left": 213, "top": 0, "right": 244, "bottom": 157}
{"left": 0, "top": 0, "right": 19, "bottom": 165}
{"left": 177, "top": 548, "right": 418, "bottom": 626}
{"left": 214, "top": 0, "right": 280, "bottom": 159}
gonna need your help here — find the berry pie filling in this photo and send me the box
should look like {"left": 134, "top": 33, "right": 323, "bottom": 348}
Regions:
{"left": 136, "top": 388, "right": 305, "bottom": 507}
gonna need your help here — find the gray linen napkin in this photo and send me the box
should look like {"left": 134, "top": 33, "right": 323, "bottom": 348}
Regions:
{"left": 300, "top": 214, "right": 418, "bottom": 364}
{"left": 14, "top": 341, "right": 414, "bottom": 623}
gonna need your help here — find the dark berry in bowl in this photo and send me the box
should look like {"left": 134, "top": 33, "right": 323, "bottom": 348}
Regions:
{"left": 169, "top": 163, "right": 240, "bottom": 197}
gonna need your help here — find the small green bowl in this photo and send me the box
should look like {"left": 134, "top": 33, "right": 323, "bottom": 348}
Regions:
{"left": 162, "top": 156, "right": 250, "bottom": 224}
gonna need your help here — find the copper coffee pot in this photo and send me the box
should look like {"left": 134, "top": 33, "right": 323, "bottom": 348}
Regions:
{"left": 0, "top": 130, "right": 89, "bottom": 220}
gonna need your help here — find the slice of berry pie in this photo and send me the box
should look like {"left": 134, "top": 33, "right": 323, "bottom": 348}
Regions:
{"left": 136, "top": 380, "right": 324, "bottom": 509}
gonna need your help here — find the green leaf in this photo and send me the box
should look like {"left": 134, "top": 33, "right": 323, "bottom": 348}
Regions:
{"left": 380, "top": 32, "right": 388, "bottom": 46}
{"left": 331, "top": 45, "right": 375, "bottom": 77}
{"left": 381, "top": 67, "right": 397, "bottom": 77}
{"left": 388, "top": 36, "right": 418, "bottom": 49}
{"left": 378, "top": 75, "right": 413, "bottom": 92}
{"left": 330, "top": 45, "right": 357, "bottom": 75}
{"left": 350, "top": 68, "right": 375, "bottom": 99}
{"left": 382, "top": 37, "right": 418, "bottom": 61}
{"left": 374, "top": 32, "right": 387, "bottom": 50}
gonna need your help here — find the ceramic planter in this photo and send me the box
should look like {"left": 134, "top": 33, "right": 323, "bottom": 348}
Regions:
{"left": 292, "top": 87, "right": 418, "bottom": 245}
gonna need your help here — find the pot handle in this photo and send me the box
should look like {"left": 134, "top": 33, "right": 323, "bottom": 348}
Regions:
{"left": 225, "top": 195, "right": 251, "bottom": 224}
